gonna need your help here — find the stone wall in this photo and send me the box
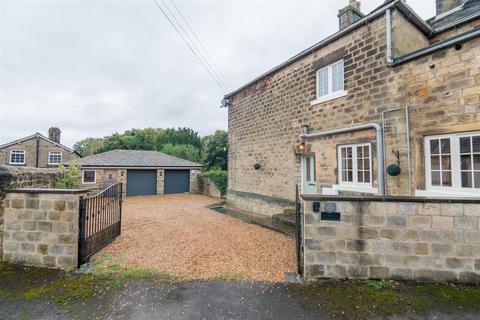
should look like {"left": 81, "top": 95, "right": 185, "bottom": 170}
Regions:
{"left": 199, "top": 176, "right": 222, "bottom": 198}
{"left": 0, "top": 166, "right": 63, "bottom": 256}
{"left": 302, "top": 196, "right": 480, "bottom": 283}
{"left": 190, "top": 170, "right": 200, "bottom": 193}
{"left": 2, "top": 189, "right": 87, "bottom": 270}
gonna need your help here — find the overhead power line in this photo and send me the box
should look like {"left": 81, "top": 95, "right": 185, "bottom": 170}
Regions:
{"left": 169, "top": 0, "right": 231, "bottom": 90}
{"left": 152, "top": 0, "right": 230, "bottom": 92}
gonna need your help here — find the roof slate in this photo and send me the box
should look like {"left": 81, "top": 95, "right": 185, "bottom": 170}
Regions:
{"left": 74, "top": 150, "right": 203, "bottom": 168}
{"left": 427, "top": 0, "right": 480, "bottom": 31}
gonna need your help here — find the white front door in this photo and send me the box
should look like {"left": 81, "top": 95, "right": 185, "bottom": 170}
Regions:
{"left": 302, "top": 155, "right": 317, "bottom": 194}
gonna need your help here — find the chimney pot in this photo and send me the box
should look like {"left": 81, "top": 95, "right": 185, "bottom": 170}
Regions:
{"left": 48, "top": 127, "right": 61, "bottom": 144}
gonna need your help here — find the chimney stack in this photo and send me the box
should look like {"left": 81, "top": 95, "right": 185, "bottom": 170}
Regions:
{"left": 435, "top": 0, "right": 465, "bottom": 16}
{"left": 48, "top": 127, "right": 61, "bottom": 144}
{"left": 338, "top": 0, "right": 364, "bottom": 30}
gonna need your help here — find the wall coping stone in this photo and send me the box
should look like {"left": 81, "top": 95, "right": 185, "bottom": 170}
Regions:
{"left": 301, "top": 195, "right": 480, "bottom": 204}
{"left": 6, "top": 188, "right": 89, "bottom": 194}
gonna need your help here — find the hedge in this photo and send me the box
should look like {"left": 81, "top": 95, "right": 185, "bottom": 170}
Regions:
{"left": 201, "top": 169, "right": 227, "bottom": 196}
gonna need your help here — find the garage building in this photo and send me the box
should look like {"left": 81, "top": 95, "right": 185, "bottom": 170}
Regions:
{"left": 76, "top": 150, "right": 202, "bottom": 196}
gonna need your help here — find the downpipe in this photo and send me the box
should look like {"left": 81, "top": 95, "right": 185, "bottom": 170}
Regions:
{"left": 300, "top": 123, "right": 385, "bottom": 196}
{"left": 386, "top": 8, "right": 394, "bottom": 64}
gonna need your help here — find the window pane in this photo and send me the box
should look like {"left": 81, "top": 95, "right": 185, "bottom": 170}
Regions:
{"left": 431, "top": 156, "right": 440, "bottom": 170}
{"left": 357, "top": 159, "right": 363, "bottom": 170}
{"left": 473, "top": 136, "right": 480, "bottom": 153}
{"left": 347, "top": 171, "right": 353, "bottom": 182}
{"left": 475, "top": 172, "right": 480, "bottom": 188}
{"left": 306, "top": 157, "right": 311, "bottom": 181}
{"left": 332, "top": 61, "right": 344, "bottom": 93}
{"left": 441, "top": 139, "right": 451, "bottom": 153}
{"left": 461, "top": 155, "right": 472, "bottom": 170}
{"left": 442, "top": 171, "right": 452, "bottom": 187}
{"left": 364, "top": 158, "right": 370, "bottom": 170}
{"left": 430, "top": 140, "right": 439, "bottom": 154}
{"left": 460, "top": 137, "right": 471, "bottom": 153}
{"left": 318, "top": 68, "right": 328, "bottom": 97}
{"left": 432, "top": 171, "right": 441, "bottom": 186}
{"left": 441, "top": 156, "right": 451, "bottom": 170}
{"left": 364, "top": 172, "right": 370, "bottom": 183}
{"left": 347, "top": 159, "right": 352, "bottom": 170}
{"left": 358, "top": 172, "right": 364, "bottom": 182}
{"left": 346, "top": 147, "right": 352, "bottom": 158}
{"left": 363, "top": 146, "right": 369, "bottom": 157}
{"left": 462, "top": 172, "right": 472, "bottom": 188}
{"left": 84, "top": 171, "right": 95, "bottom": 183}
{"left": 357, "top": 146, "right": 363, "bottom": 158}
{"left": 474, "top": 154, "right": 480, "bottom": 170}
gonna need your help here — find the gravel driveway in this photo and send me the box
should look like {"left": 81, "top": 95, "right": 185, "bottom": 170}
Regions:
{"left": 95, "top": 194, "right": 296, "bottom": 282}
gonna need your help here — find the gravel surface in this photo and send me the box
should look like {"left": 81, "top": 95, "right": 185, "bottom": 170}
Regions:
{"left": 95, "top": 194, "right": 296, "bottom": 282}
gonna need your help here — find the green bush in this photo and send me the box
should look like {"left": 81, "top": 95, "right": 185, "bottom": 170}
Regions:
{"left": 55, "top": 161, "right": 80, "bottom": 189}
{"left": 201, "top": 168, "right": 227, "bottom": 196}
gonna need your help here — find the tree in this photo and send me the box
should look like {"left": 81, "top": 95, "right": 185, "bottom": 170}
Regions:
{"left": 201, "top": 130, "right": 227, "bottom": 170}
{"left": 96, "top": 129, "right": 157, "bottom": 153}
{"left": 55, "top": 161, "right": 81, "bottom": 189}
{"left": 160, "top": 143, "right": 201, "bottom": 163}
{"left": 155, "top": 127, "right": 201, "bottom": 151}
{"left": 74, "top": 138, "right": 104, "bottom": 157}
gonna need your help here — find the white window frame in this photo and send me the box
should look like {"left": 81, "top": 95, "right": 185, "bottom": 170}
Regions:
{"left": 337, "top": 143, "right": 373, "bottom": 188}
{"left": 311, "top": 59, "right": 347, "bottom": 106}
{"left": 82, "top": 170, "right": 96, "bottom": 184}
{"left": 423, "top": 132, "right": 480, "bottom": 196}
{"left": 9, "top": 150, "right": 25, "bottom": 165}
{"left": 48, "top": 151, "right": 63, "bottom": 165}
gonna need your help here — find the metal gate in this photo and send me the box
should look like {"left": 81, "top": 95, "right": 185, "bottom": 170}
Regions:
{"left": 78, "top": 183, "right": 123, "bottom": 266}
{"left": 295, "top": 184, "right": 304, "bottom": 275}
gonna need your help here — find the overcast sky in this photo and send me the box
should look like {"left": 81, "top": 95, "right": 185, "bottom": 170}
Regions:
{"left": 0, "top": 0, "right": 435, "bottom": 147}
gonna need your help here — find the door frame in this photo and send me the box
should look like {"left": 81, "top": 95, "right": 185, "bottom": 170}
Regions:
{"left": 301, "top": 154, "right": 317, "bottom": 194}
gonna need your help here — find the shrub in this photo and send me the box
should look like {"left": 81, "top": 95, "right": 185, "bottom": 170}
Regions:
{"left": 201, "top": 167, "right": 227, "bottom": 196}
{"left": 55, "top": 161, "right": 81, "bottom": 189}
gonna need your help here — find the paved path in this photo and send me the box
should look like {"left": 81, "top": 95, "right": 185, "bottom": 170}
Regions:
{"left": 96, "top": 194, "right": 296, "bottom": 282}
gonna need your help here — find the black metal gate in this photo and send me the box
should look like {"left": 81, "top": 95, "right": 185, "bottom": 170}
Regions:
{"left": 78, "top": 183, "right": 123, "bottom": 266}
{"left": 295, "top": 184, "right": 304, "bottom": 275}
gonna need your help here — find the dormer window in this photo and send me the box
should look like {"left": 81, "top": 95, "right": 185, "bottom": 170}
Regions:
{"left": 311, "top": 60, "right": 347, "bottom": 105}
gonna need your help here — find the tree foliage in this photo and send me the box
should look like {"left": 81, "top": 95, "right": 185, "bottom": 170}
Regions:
{"left": 160, "top": 143, "right": 201, "bottom": 163}
{"left": 73, "top": 127, "right": 227, "bottom": 169}
{"left": 96, "top": 129, "right": 157, "bottom": 154}
{"left": 201, "top": 130, "right": 227, "bottom": 170}
{"left": 155, "top": 127, "right": 201, "bottom": 151}
{"left": 55, "top": 161, "right": 81, "bottom": 189}
{"left": 201, "top": 167, "right": 228, "bottom": 196}
{"left": 73, "top": 138, "right": 104, "bottom": 157}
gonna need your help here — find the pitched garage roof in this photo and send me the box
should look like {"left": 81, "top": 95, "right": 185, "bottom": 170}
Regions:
{"left": 75, "top": 150, "right": 202, "bottom": 168}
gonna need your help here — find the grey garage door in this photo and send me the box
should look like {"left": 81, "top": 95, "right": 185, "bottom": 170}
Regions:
{"left": 164, "top": 170, "right": 190, "bottom": 194}
{"left": 126, "top": 170, "right": 157, "bottom": 196}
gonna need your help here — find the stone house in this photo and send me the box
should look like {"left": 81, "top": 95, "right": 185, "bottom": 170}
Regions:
{"left": 75, "top": 149, "right": 202, "bottom": 196}
{"left": 0, "top": 128, "right": 80, "bottom": 168}
{"left": 224, "top": 0, "right": 480, "bottom": 217}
